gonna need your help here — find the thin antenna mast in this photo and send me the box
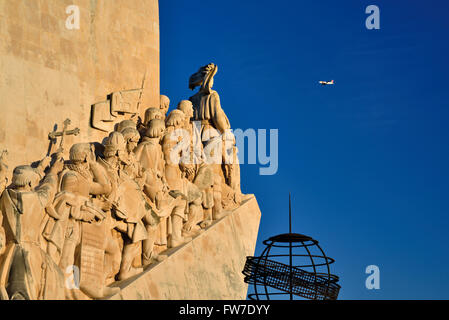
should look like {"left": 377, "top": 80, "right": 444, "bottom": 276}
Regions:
{"left": 289, "top": 193, "right": 292, "bottom": 234}
{"left": 289, "top": 192, "right": 293, "bottom": 300}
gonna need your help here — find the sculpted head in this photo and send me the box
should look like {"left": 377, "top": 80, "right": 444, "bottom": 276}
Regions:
{"left": 177, "top": 100, "right": 194, "bottom": 120}
{"left": 189, "top": 63, "right": 218, "bottom": 92}
{"left": 116, "top": 119, "right": 136, "bottom": 133}
{"left": 12, "top": 165, "right": 40, "bottom": 190}
{"left": 70, "top": 143, "right": 94, "bottom": 168}
{"left": 121, "top": 127, "right": 141, "bottom": 153}
{"left": 160, "top": 95, "right": 170, "bottom": 117}
{"left": 165, "top": 110, "right": 186, "bottom": 130}
{"left": 144, "top": 107, "right": 163, "bottom": 126}
{"left": 145, "top": 119, "right": 166, "bottom": 139}
{"left": 104, "top": 131, "right": 127, "bottom": 161}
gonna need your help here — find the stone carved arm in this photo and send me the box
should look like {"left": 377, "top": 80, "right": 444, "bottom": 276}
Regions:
{"left": 70, "top": 202, "right": 96, "bottom": 223}
{"left": 36, "top": 157, "right": 64, "bottom": 208}
{"left": 210, "top": 92, "right": 231, "bottom": 135}
{"left": 179, "top": 163, "right": 196, "bottom": 181}
{"left": 89, "top": 162, "right": 112, "bottom": 196}
{"left": 55, "top": 191, "right": 98, "bottom": 223}
{"left": 59, "top": 167, "right": 109, "bottom": 221}
{"left": 36, "top": 156, "right": 52, "bottom": 179}
{"left": 90, "top": 197, "right": 112, "bottom": 213}
{"left": 80, "top": 201, "right": 106, "bottom": 222}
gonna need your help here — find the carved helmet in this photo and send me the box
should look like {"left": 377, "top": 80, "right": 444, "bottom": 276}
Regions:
{"left": 116, "top": 119, "right": 136, "bottom": 133}
{"left": 104, "top": 131, "right": 126, "bottom": 157}
{"left": 189, "top": 63, "right": 218, "bottom": 91}
{"left": 69, "top": 143, "right": 92, "bottom": 162}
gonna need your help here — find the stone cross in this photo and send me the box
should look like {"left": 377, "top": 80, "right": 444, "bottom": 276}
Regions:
{"left": 48, "top": 118, "right": 80, "bottom": 155}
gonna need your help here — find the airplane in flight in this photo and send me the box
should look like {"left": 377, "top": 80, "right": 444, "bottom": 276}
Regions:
{"left": 319, "top": 80, "right": 334, "bottom": 85}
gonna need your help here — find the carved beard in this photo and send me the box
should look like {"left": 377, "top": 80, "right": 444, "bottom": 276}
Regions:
{"left": 66, "top": 163, "right": 93, "bottom": 181}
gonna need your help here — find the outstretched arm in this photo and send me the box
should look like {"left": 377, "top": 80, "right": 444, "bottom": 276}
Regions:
{"left": 36, "top": 157, "right": 64, "bottom": 209}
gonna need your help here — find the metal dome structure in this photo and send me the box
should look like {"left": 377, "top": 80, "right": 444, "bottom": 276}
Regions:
{"left": 242, "top": 195, "right": 341, "bottom": 300}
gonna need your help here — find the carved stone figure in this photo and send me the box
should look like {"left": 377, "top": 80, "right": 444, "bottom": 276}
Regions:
{"left": 189, "top": 63, "right": 230, "bottom": 139}
{"left": 121, "top": 127, "right": 170, "bottom": 265}
{"left": 160, "top": 95, "right": 170, "bottom": 120}
{"left": 57, "top": 143, "right": 119, "bottom": 299}
{"left": 140, "top": 107, "right": 164, "bottom": 140}
{"left": 0, "top": 158, "right": 65, "bottom": 300}
{"left": 98, "top": 132, "right": 149, "bottom": 281}
{"left": 135, "top": 119, "right": 168, "bottom": 254}
{"left": 135, "top": 119, "right": 188, "bottom": 250}
{"left": 162, "top": 110, "right": 203, "bottom": 240}
{"left": 177, "top": 100, "right": 203, "bottom": 167}
{"left": 176, "top": 102, "right": 215, "bottom": 229}
{"left": 135, "top": 119, "right": 167, "bottom": 179}
{"left": 144, "top": 107, "right": 163, "bottom": 126}
{"left": 121, "top": 127, "right": 144, "bottom": 182}
{"left": 189, "top": 63, "right": 242, "bottom": 206}
{"left": 163, "top": 110, "right": 188, "bottom": 191}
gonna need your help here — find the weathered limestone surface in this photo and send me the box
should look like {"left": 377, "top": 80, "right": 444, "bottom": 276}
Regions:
{"left": 107, "top": 195, "right": 261, "bottom": 300}
{"left": 0, "top": 0, "right": 160, "bottom": 170}
{"left": 0, "top": 1, "right": 259, "bottom": 301}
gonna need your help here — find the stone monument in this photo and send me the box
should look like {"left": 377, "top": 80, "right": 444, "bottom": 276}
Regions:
{"left": 0, "top": 0, "right": 261, "bottom": 300}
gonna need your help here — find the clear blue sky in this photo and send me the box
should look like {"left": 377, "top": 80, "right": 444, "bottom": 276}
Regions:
{"left": 159, "top": 0, "right": 449, "bottom": 299}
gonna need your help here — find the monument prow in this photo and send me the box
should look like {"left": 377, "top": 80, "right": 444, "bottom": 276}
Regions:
{"left": 107, "top": 195, "right": 261, "bottom": 300}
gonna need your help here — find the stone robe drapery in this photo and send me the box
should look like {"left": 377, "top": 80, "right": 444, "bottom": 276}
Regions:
{"left": 97, "top": 158, "right": 148, "bottom": 244}
{"left": 189, "top": 89, "right": 230, "bottom": 141}
{"left": 0, "top": 174, "right": 65, "bottom": 300}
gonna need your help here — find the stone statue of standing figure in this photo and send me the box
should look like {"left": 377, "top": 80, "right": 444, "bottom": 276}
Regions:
{"left": 189, "top": 63, "right": 242, "bottom": 215}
